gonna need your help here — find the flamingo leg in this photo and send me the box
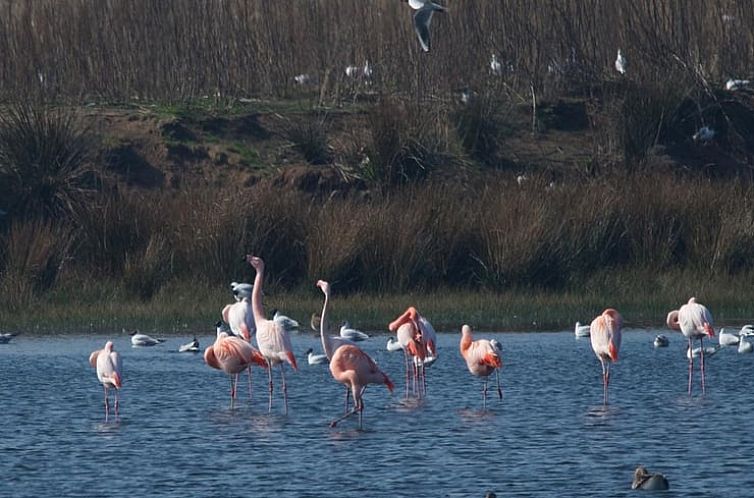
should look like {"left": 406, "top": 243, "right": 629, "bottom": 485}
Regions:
{"left": 247, "top": 367, "right": 253, "bottom": 401}
{"left": 231, "top": 374, "right": 239, "bottom": 399}
{"left": 600, "top": 359, "right": 608, "bottom": 405}
{"left": 687, "top": 337, "right": 694, "bottom": 395}
{"left": 103, "top": 385, "right": 109, "bottom": 417}
{"left": 114, "top": 389, "right": 120, "bottom": 416}
{"left": 700, "top": 337, "right": 706, "bottom": 395}
{"left": 331, "top": 387, "right": 359, "bottom": 428}
{"left": 357, "top": 387, "right": 366, "bottom": 430}
{"left": 280, "top": 364, "right": 288, "bottom": 415}
{"left": 266, "top": 359, "right": 274, "bottom": 413}
{"left": 343, "top": 387, "right": 350, "bottom": 414}
{"left": 482, "top": 379, "right": 488, "bottom": 410}
{"left": 403, "top": 350, "right": 410, "bottom": 398}
{"left": 495, "top": 369, "right": 503, "bottom": 400}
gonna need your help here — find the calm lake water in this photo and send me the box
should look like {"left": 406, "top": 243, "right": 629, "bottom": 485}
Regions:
{"left": 1, "top": 329, "right": 752, "bottom": 497}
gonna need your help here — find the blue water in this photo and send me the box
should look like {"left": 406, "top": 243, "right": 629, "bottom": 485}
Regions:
{"left": 1, "top": 330, "right": 752, "bottom": 497}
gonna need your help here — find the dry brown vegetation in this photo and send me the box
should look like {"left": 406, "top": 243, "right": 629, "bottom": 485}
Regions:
{"left": 2, "top": 1, "right": 754, "bottom": 324}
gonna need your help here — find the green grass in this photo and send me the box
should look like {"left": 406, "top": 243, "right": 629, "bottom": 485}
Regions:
{"left": 4, "top": 271, "right": 754, "bottom": 335}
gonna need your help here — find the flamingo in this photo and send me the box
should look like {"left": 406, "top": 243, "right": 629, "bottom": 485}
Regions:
{"left": 407, "top": 0, "right": 446, "bottom": 52}
{"left": 667, "top": 297, "right": 715, "bottom": 395}
{"left": 247, "top": 255, "right": 298, "bottom": 414}
{"left": 89, "top": 341, "right": 123, "bottom": 417}
{"left": 316, "top": 280, "right": 358, "bottom": 411}
{"left": 388, "top": 306, "right": 428, "bottom": 397}
{"left": 340, "top": 321, "right": 369, "bottom": 341}
{"left": 204, "top": 329, "right": 267, "bottom": 403}
{"left": 459, "top": 325, "right": 502, "bottom": 409}
{"left": 589, "top": 308, "right": 622, "bottom": 405}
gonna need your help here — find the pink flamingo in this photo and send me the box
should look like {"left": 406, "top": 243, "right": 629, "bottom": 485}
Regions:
{"left": 89, "top": 341, "right": 123, "bottom": 417}
{"left": 247, "top": 255, "right": 298, "bottom": 414}
{"left": 222, "top": 294, "right": 256, "bottom": 398}
{"left": 316, "top": 280, "right": 359, "bottom": 412}
{"left": 204, "top": 329, "right": 267, "bottom": 403}
{"left": 459, "top": 325, "right": 502, "bottom": 409}
{"left": 589, "top": 308, "right": 623, "bottom": 405}
{"left": 328, "top": 342, "right": 394, "bottom": 428}
{"left": 667, "top": 297, "right": 715, "bottom": 394}
{"left": 388, "top": 306, "right": 428, "bottom": 397}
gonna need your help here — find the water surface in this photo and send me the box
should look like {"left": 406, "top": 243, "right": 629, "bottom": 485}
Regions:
{"left": 1, "top": 330, "right": 752, "bottom": 497}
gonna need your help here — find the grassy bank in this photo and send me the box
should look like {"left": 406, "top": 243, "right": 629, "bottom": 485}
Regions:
{"left": 3, "top": 267, "right": 754, "bottom": 335}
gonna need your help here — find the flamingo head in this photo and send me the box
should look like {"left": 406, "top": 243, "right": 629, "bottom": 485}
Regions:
{"left": 316, "top": 280, "right": 330, "bottom": 294}
{"left": 666, "top": 310, "right": 680, "bottom": 330}
{"left": 247, "top": 255, "right": 264, "bottom": 271}
{"left": 104, "top": 341, "right": 114, "bottom": 352}
{"left": 704, "top": 323, "right": 715, "bottom": 337}
{"left": 603, "top": 308, "right": 623, "bottom": 331}
{"left": 388, "top": 306, "right": 419, "bottom": 332}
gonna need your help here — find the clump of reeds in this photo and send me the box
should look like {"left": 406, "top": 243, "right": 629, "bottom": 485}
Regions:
{"left": 0, "top": 105, "right": 98, "bottom": 222}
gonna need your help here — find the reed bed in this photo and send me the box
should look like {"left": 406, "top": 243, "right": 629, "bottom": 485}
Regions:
{"left": 0, "top": 0, "right": 751, "bottom": 104}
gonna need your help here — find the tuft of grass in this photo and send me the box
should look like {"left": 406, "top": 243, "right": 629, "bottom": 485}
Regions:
{"left": 284, "top": 113, "right": 332, "bottom": 165}
{"left": 0, "top": 105, "right": 99, "bottom": 223}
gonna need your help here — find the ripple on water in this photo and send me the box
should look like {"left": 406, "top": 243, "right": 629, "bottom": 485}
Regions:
{"left": 1, "top": 331, "right": 753, "bottom": 497}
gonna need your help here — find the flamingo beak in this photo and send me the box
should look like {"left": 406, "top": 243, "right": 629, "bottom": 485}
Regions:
{"left": 704, "top": 323, "right": 715, "bottom": 337}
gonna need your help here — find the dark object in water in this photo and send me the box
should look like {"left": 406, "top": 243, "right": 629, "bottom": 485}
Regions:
{"left": 632, "top": 466, "right": 669, "bottom": 490}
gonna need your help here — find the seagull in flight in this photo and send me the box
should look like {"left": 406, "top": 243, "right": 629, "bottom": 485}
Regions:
{"left": 407, "top": 0, "right": 446, "bottom": 52}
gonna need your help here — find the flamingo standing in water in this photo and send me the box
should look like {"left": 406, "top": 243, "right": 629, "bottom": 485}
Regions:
{"left": 222, "top": 288, "right": 257, "bottom": 399}
{"left": 388, "top": 307, "right": 428, "bottom": 397}
{"left": 204, "top": 328, "right": 267, "bottom": 403}
{"left": 589, "top": 308, "right": 622, "bottom": 405}
{"left": 316, "top": 280, "right": 358, "bottom": 411}
{"left": 667, "top": 297, "right": 715, "bottom": 395}
{"left": 459, "top": 325, "right": 502, "bottom": 409}
{"left": 247, "top": 255, "right": 298, "bottom": 414}
{"left": 89, "top": 341, "right": 123, "bottom": 418}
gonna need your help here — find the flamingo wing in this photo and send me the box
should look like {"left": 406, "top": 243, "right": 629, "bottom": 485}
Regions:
{"left": 89, "top": 349, "right": 102, "bottom": 368}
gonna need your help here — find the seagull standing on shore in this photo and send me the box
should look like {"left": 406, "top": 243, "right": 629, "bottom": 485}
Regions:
{"left": 407, "top": 0, "right": 446, "bottom": 52}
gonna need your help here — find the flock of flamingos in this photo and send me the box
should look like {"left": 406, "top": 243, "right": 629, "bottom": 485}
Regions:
{"left": 89, "top": 255, "right": 724, "bottom": 432}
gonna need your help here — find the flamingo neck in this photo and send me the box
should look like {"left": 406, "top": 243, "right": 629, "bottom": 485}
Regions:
{"left": 460, "top": 333, "right": 472, "bottom": 353}
{"left": 251, "top": 266, "right": 265, "bottom": 324}
{"left": 320, "top": 291, "right": 334, "bottom": 360}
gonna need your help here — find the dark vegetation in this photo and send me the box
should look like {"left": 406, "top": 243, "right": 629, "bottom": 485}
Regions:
{"left": 1, "top": 0, "right": 754, "bottom": 323}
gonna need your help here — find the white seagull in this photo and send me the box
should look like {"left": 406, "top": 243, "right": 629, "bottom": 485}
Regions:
{"left": 693, "top": 126, "right": 715, "bottom": 143}
{"left": 574, "top": 321, "right": 591, "bottom": 337}
{"left": 687, "top": 344, "right": 721, "bottom": 359}
{"left": 0, "top": 332, "right": 18, "bottom": 344}
{"left": 615, "top": 49, "right": 627, "bottom": 75}
{"left": 340, "top": 321, "right": 370, "bottom": 341}
{"left": 718, "top": 328, "right": 740, "bottom": 347}
{"left": 739, "top": 336, "right": 753, "bottom": 354}
{"left": 230, "top": 281, "right": 252, "bottom": 301}
{"left": 363, "top": 60, "right": 373, "bottom": 79}
{"left": 386, "top": 336, "right": 403, "bottom": 352}
{"left": 345, "top": 65, "right": 360, "bottom": 78}
{"left": 129, "top": 330, "right": 164, "bottom": 347}
{"left": 407, "top": 0, "right": 446, "bottom": 53}
{"left": 178, "top": 337, "right": 200, "bottom": 353}
{"left": 306, "top": 347, "right": 328, "bottom": 365}
{"left": 654, "top": 334, "right": 669, "bottom": 347}
{"left": 725, "top": 79, "right": 750, "bottom": 91}
{"left": 490, "top": 54, "right": 503, "bottom": 76}
{"left": 272, "top": 309, "right": 300, "bottom": 331}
